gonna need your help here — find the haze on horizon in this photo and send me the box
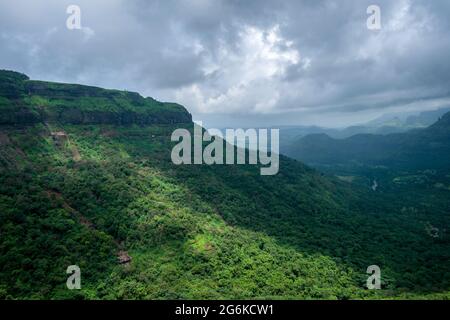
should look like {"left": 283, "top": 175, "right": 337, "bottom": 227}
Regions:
{"left": 1, "top": 0, "right": 450, "bottom": 128}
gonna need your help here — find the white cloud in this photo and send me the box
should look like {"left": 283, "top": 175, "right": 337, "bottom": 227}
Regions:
{"left": 173, "top": 24, "right": 304, "bottom": 116}
{"left": 1, "top": 0, "right": 450, "bottom": 127}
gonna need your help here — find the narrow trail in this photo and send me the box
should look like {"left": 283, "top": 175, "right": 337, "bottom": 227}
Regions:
{"left": 45, "top": 191, "right": 131, "bottom": 265}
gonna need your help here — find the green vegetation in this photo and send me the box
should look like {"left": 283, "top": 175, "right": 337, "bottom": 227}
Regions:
{"left": 0, "top": 70, "right": 191, "bottom": 125}
{"left": 0, "top": 70, "right": 449, "bottom": 300}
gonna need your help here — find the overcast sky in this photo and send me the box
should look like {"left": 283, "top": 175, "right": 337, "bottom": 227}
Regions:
{"left": 1, "top": 0, "right": 450, "bottom": 128}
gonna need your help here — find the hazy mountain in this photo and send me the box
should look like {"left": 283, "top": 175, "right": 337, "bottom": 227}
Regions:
{"left": 283, "top": 111, "right": 450, "bottom": 170}
{"left": 277, "top": 107, "right": 450, "bottom": 148}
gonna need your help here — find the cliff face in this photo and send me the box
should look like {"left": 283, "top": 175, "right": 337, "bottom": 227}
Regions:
{"left": 0, "top": 70, "right": 192, "bottom": 125}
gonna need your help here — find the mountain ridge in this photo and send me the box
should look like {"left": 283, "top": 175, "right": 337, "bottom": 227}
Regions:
{"left": 284, "top": 111, "right": 450, "bottom": 170}
{"left": 0, "top": 70, "right": 192, "bottom": 125}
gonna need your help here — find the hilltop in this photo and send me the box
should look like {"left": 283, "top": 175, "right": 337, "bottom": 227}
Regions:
{"left": 0, "top": 70, "right": 191, "bottom": 125}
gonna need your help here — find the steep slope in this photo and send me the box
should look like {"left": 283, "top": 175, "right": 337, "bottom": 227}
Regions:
{"left": 1, "top": 70, "right": 449, "bottom": 299}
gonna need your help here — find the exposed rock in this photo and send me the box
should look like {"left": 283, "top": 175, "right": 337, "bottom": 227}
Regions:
{"left": 117, "top": 251, "right": 132, "bottom": 264}
{"left": 51, "top": 131, "right": 68, "bottom": 147}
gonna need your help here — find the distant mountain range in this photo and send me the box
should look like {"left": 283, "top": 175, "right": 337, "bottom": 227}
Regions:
{"left": 283, "top": 111, "right": 450, "bottom": 170}
{"left": 277, "top": 107, "right": 450, "bottom": 148}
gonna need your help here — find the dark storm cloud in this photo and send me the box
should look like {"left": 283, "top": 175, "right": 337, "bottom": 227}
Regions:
{"left": 0, "top": 0, "right": 450, "bottom": 127}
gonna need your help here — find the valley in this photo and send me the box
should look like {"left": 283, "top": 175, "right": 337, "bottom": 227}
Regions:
{"left": 0, "top": 70, "right": 449, "bottom": 300}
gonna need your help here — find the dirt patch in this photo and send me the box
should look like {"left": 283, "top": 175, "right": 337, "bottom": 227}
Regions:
{"left": 101, "top": 129, "right": 118, "bottom": 138}
{"left": 117, "top": 251, "right": 132, "bottom": 264}
{"left": 71, "top": 145, "right": 81, "bottom": 161}
{"left": 0, "top": 132, "right": 11, "bottom": 145}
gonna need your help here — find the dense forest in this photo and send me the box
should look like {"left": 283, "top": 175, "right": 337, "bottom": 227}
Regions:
{"left": 0, "top": 70, "right": 449, "bottom": 299}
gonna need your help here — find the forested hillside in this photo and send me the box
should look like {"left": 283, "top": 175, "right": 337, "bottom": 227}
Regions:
{"left": 1, "top": 70, "right": 449, "bottom": 299}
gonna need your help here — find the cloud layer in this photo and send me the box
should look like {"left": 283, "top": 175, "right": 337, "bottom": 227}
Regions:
{"left": 1, "top": 0, "right": 450, "bottom": 127}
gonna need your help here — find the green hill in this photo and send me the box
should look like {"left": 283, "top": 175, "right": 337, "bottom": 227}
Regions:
{"left": 0, "top": 70, "right": 191, "bottom": 125}
{"left": 1, "top": 70, "right": 449, "bottom": 299}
